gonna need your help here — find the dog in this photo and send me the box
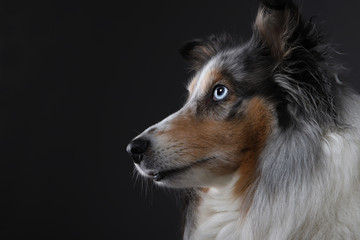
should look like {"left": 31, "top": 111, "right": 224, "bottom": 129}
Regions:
{"left": 127, "top": 0, "right": 360, "bottom": 239}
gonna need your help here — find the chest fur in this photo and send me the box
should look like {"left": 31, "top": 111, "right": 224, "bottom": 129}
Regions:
{"left": 189, "top": 178, "right": 243, "bottom": 240}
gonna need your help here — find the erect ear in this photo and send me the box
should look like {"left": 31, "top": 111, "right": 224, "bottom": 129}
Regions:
{"left": 254, "top": 0, "right": 302, "bottom": 60}
{"left": 179, "top": 36, "right": 219, "bottom": 70}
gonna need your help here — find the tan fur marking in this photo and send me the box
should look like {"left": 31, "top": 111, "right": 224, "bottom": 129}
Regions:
{"left": 157, "top": 97, "right": 273, "bottom": 192}
{"left": 200, "top": 69, "right": 234, "bottom": 98}
{"left": 229, "top": 98, "right": 274, "bottom": 217}
{"left": 187, "top": 77, "right": 197, "bottom": 95}
{"left": 233, "top": 98, "right": 273, "bottom": 201}
{"left": 188, "top": 69, "right": 230, "bottom": 98}
{"left": 157, "top": 110, "right": 242, "bottom": 169}
{"left": 200, "top": 188, "right": 209, "bottom": 193}
{"left": 198, "top": 68, "right": 220, "bottom": 95}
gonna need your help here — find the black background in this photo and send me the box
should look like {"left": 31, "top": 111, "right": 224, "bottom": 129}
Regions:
{"left": 1, "top": 0, "right": 360, "bottom": 239}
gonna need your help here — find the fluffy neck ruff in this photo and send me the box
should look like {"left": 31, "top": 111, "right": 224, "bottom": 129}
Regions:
{"left": 189, "top": 175, "right": 242, "bottom": 240}
{"left": 185, "top": 121, "right": 360, "bottom": 240}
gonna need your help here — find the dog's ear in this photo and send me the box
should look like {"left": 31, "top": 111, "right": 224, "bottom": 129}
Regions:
{"left": 254, "top": 0, "right": 303, "bottom": 60}
{"left": 179, "top": 37, "right": 219, "bottom": 70}
{"left": 260, "top": 0, "right": 288, "bottom": 10}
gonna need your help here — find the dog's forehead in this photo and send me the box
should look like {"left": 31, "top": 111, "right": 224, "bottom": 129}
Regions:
{"left": 187, "top": 57, "right": 222, "bottom": 100}
{"left": 187, "top": 48, "right": 245, "bottom": 102}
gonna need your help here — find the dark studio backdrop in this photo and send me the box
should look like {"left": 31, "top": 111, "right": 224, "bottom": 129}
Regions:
{"left": 1, "top": 0, "right": 360, "bottom": 239}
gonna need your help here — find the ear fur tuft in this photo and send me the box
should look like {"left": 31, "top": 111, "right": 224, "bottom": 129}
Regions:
{"left": 179, "top": 34, "right": 234, "bottom": 70}
{"left": 254, "top": 0, "right": 301, "bottom": 60}
{"left": 179, "top": 38, "right": 218, "bottom": 70}
{"left": 179, "top": 39, "right": 203, "bottom": 61}
{"left": 260, "top": 0, "right": 288, "bottom": 10}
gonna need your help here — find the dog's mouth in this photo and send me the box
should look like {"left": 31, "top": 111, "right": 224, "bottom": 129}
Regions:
{"left": 138, "top": 156, "right": 216, "bottom": 182}
{"left": 148, "top": 169, "right": 183, "bottom": 182}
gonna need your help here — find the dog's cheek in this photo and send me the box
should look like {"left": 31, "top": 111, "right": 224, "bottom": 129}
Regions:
{"left": 153, "top": 97, "right": 273, "bottom": 170}
{"left": 205, "top": 98, "right": 274, "bottom": 177}
{"left": 233, "top": 98, "right": 274, "bottom": 197}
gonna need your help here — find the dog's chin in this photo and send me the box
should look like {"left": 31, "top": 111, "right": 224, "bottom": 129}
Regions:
{"left": 134, "top": 164, "right": 214, "bottom": 188}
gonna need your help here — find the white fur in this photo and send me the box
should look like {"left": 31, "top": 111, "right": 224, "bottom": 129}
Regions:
{"left": 188, "top": 122, "right": 360, "bottom": 240}
{"left": 190, "top": 175, "right": 242, "bottom": 240}
{"left": 189, "top": 57, "right": 219, "bottom": 103}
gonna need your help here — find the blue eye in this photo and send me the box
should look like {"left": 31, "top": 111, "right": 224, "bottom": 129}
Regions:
{"left": 213, "top": 85, "right": 228, "bottom": 101}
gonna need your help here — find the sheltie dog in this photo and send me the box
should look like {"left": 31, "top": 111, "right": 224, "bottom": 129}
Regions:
{"left": 127, "top": 0, "right": 360, "bottom": 239}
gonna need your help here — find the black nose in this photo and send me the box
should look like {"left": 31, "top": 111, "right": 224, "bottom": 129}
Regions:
{"left": 126, "top": 138, "right": 149, "bottom": 163}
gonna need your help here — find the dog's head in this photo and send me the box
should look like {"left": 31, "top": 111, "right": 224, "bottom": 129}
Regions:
{"left": 127, "top": 0, "right": 338, "bottom": 189}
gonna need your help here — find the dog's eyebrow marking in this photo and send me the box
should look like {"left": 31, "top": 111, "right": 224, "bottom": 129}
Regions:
{"left": 187, "top": 77, "right": 197, "bottom": 94}
{"left": 194, "top": 59, "right": 217, "bottom": 97}
{"left": 188, "top": 57, "right": 225, "bottom": 102}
